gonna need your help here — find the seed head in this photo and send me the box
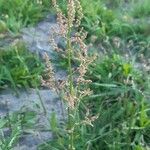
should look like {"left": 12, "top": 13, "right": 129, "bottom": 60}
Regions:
{"left": 41, "top": 53, "right": 56, "bottom": 90}
{"left": 67, "top": 0, "right": 76, "bottom": 28}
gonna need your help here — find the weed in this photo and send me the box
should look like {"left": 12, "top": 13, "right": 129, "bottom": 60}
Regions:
{"left": 0, "top": 0, "right": 149, "bottom": 149}
{"left": 40, "top": 0, "right": 97, "bottom": 149}
{"left": 0, "top": 109, "right": 37, "bottom": 150}
{"left": 0, "top": 41, "right": 45, "bottom": 91}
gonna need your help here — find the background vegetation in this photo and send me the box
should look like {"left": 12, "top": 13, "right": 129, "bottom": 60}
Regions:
{"left": 0, "top": 42, "right": 44, "bottom": 91}
{"left": 0, "top": 0, "right": 50, "bottom": 32}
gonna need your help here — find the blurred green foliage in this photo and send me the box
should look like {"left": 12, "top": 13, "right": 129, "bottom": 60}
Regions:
{"left": 0, "top": 0, "right": 50, "bottom": 32}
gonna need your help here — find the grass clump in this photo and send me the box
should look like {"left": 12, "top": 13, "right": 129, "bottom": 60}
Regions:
{"left": 0, "top": 0, "right": 50, "bottom": 32}
{"left": 0, "top": 42, "right": 44, "bottom": 91}
{"left": 82, "top": 54, "right": 150, "bottom": 149}
{"left": 0, "top": 110, "right": 37, "bottom": 150}
{"left": 81, "top": 0, "right": 115, "bottom": 38}
{"left": 131, "top": 0, "right": 150, "bottom": 18}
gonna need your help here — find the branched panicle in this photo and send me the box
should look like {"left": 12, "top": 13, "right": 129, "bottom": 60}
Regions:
{"left": 51, "top": 0, "right": 96, "bottom": 110}
{"left": 67, "top": 0, "right": 75, "bottom": 28}
{"left": 48, "top": 1, "right": 98, "bottom": 149}
{"left": 74, "top": 0, "right": 83, "bottom": 27}
{"left": 52, "top": 0, "right": 68, "bottom": 36}
{"left": 41, "top": 53, "right": 56, "bottom": 90}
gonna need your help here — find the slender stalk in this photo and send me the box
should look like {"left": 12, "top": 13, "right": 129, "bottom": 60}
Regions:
{"left": 67, "top": 29, "right": 74, "bottom": 94}
{"left": 36, "top": 88, "right": 47, "bottom": 115}
{"left": 67, "top": 23, "right": 75, "bottom": 150}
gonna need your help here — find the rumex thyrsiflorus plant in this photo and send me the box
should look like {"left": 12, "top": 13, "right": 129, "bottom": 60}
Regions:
{"left": 41, "top": 0, "right": 98, "bottom": 149}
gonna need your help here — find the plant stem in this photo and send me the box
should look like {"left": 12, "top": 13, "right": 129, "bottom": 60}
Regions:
{"left": 36, "top": 88, "right": 47, "bottom": 115}
{"left": 67, "top": 29, "right": 74, "bottom": 94}
{"left": 67, "top": 24, "right": 75, "bottom": 150}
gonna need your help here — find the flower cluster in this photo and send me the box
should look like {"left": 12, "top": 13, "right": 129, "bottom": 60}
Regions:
{"left": 50, "top": 0, "right": 96, "bottom": 110}
{"left": 41, "top": 53, "right": 56, "bottom": 90}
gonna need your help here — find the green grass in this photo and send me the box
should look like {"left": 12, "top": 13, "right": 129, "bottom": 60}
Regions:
{"left": 83, "top": 0, "right": 150, "bottom": 43}
{"left": 81, "top": 54, "right": 150, "bottom": 149}
{"left": 0, "top": 0, "right": 50, "bottom": 33}
{"left": 0, "top": 41, "right": 45, "bottom": 91}
{"left": 131, "top": 0, "right": 150, "bottom": 18}
{"left": 0, "top": 110, "right": 37, "bottom": 149}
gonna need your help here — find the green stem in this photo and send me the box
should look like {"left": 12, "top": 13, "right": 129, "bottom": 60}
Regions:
{"left": 67, "top": 24, "right": 74, "bottom": 150}
{"left": 67, "top": 29, "right": 74, "bottom": 94}
{"left": 36, "top": 88, "right": 47, "bottom": 115}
